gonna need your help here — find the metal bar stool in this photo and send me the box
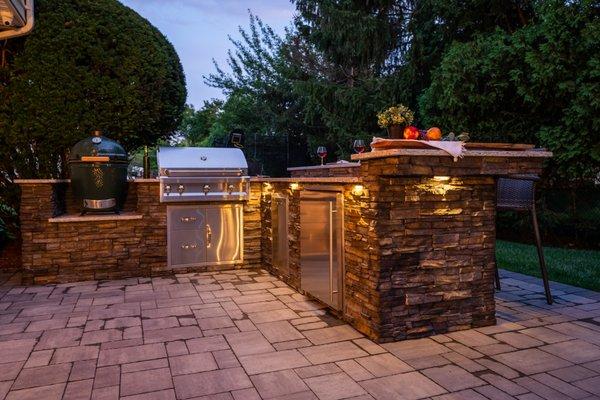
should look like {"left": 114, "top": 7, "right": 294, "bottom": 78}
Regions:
{"left": 495, "top": 175, "right": 553, "bottom": 304}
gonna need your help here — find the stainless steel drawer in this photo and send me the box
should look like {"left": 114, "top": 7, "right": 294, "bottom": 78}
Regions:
{"left": 169, "top": 207, "right": 205, "bottom": 231}
{"left": 169, "top": 229, "right": 206, "bottom": 267}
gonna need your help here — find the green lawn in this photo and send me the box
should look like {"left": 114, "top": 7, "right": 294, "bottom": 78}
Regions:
{"left": 496, "top": 240, "right": 600, "bottom": 292}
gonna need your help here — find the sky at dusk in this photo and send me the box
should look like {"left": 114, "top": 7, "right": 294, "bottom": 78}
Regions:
{"left": 119, "top": 0, "right": 295, "bottom": 107}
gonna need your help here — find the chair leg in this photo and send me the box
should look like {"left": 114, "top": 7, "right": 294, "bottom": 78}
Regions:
{"left": 494, "top": 252, "right": 501, "bottom": 291}
{"left": 532, "top": 203, "right": 552, "bottom": 304}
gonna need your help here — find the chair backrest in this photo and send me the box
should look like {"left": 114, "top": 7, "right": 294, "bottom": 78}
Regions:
{"left": 497, "top": 176, "right": 537, "bottom": 211}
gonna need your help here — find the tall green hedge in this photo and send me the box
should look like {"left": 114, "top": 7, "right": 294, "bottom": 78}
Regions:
{"left": 0, "top": 0, "right": 186, "bottom": 195}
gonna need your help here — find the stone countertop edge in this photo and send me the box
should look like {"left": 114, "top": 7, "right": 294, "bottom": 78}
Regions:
{"left": 287, "top": 163, "right": 360, "bottom": 171}
{"left": 15, "top": 177, "right": 361, "bottom": 184}
{"left": 48, "top": 212, "right": 143, "bottom": 223}
{"left": 14, "top": 178, "right": 160, "bottom": 184}
{"left": 351, "top": 148, "right": 553, "bottom": 161}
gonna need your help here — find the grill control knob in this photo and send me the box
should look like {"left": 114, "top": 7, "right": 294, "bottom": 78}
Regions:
{"left": 164, "top": 185, "right": 171, "bottom": 196}
{"left": 227, "top": 184, "right": 235, "bottom": 194}
{"left": 177, "top": 184, "right": 185, "bottom": 195}
{"left": 203, "top": 184, "right": 211, "bottom": 195}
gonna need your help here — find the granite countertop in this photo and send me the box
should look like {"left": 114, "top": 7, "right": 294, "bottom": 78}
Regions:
{"left": 48, "top": 212, "right": 143, "bottom": 223}
{"left": 351, "top": 148, "right": 553, "bottom": 161}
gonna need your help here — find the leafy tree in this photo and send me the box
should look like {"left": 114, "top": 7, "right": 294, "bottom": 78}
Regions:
{"left": 177, "top": 101, "right": 223, "bottom": 146}
{"left": 420, "top": 0, "right": 600, "bottom": 182}
{"left": 0, "top": 0, "right": 186, "bottom": 203}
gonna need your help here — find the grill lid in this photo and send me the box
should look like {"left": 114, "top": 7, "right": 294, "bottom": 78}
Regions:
{"left": 158, "top": 147, "right": 248, "bottom": 175}
{"left": 69, "top": 131, "right": 128, "bottom": 163}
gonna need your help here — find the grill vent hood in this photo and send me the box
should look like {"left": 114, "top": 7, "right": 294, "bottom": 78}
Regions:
{"left": 158, "top": 147, "right": 248, "bottom": 173}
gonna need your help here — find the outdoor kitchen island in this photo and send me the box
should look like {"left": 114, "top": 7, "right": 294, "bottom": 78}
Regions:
{"left": 15, "top": 147, "right": 551, "bottom": 342}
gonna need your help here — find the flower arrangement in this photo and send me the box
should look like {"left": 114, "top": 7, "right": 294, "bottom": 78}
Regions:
{"left": 377, "top": 104, "right": 414, "bottom": 128}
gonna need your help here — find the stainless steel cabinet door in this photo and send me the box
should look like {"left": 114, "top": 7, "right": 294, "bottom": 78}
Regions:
{"left": 300, "top": 191, "right": 343, "bottom": 310}
{"left": 169, "top": 228, "right": 206, "bottom": 267}
{"left": 272, "top": 195, "right": 289, "bottom": 275}
{"left": 205, "top": 205, "right": 243, "bottom": 264}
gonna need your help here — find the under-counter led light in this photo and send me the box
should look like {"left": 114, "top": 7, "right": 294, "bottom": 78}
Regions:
{"left": 433, "top": 176, "right": 450, "bottom": 182}
{"left": 290, "top": 183, "right": 299, "bottom": 191}
{"left": 352, "top": 185, "right": 364, "bottom": 196}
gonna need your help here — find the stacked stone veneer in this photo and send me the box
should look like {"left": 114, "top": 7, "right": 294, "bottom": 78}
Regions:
{"left": 18, "top": 181, "right": 262, "bottom": 284}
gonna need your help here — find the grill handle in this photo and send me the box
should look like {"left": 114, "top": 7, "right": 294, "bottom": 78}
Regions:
{"left": 206, "top": 224, "right": 212, "bottom": 247}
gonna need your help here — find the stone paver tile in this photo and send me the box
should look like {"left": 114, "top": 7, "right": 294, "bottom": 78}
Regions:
{"left": 477, "top": 358, "right": 519, "bottom": 379}
{"left": 251, "top": 369, "right": 308, "bottom": 399}
{"left": 356, "top": 353, "right": 413, "bottom": 377}
{"left": 121, "top": 389, "right": 176, "bottom": 400}
{"left": 232, "top": 293, "right": 276, "bottom": 305}
{"left": 540, "top": 339, "right": 600, "bottom": 363}
{"left": 494, "top": 332, "right": 544, "bottom": 349}
{"left": 447, "top": 330, "right": 499, "bottom": 347}
{"left": 25, "top": 318, "right": 68, "bottom": 332}
{"left": 81, "top": 329, "right": 122, "bottom": 345}
{"left": 432, "top": 389, "right": 488, "bottom": 400}
{"left": 0, "top": 382, "right": 11, "bottom": 400}
{"left": 274, "top": 338, "right": 312, "bottom": 351}
{"left": 0, "top": 338, "right": 36, "bottom": 362}
{"left": 226, "top": 330, "right": 275, "bottom": 356}
{"left": 303, "top": 325, "right": 363, "bottom": 345}
{"left": 90, "top": 385, "right": 119, "bottom": 400}
{"left": 51, "top": 345, "right": 99, "bottom": 364}
{"left": 405, "top": 354, "right": 451, "bottom": 370}
{"left": 382, "top": 338, "right": 449, "bottom": 360}
{"left": 166, "top": 340, "right": 188, "bottom": 357}
{"left": 234, "top": 319, "right": 257, "bottom": 332}
{"left": 13, "top": 363, "right": 71, "bottom": 390}
{"left": 256, "top": 320, "right": 305, "bottom": 343}
{"left": 473, "top": 343, "right": 516, "bottom": 356}
{"left": 475, "top": 384, "right": 518, "bottom": 400}
{"left": 239, "top": 349, "right": 311, "bottom": 374}
{"left": 422, "top": 365, "right": 485, "bottom": 392}
{"left": 143, "top": 317, "right": 180, "bottom": 331}
{"left": 515, "top": 376, "right": 571, "bottom": 400}
{"left": 104, "top": 317, "right": 140, "bottom": 329}
{"left": 69, "top": 359, "right": 97, "bottom": 381}
{"left": 271, "top": 391, "right": 318, "bottom": 400}
{"left": 299, "top": 341, "right": 368, "bottom": 364}
{"left": 63, "top": 379, "right": 93, "bottom": 400}
{"left": 213, "top": 349, "right": 241, "bottom": 369}
{"left": 97, "top": 343, "right": 166, "bottom": 366}
{"left": 442, "top": 352, "right": 485, "bottom": 373}
{"left": 548, "top": 365, "right": 597, "bottom": 382}
{"left": 197, "top": 316, "right": 235, "bottom": 330}
{"left": 94, "top": 366, "right": 120, "bottom": 389}
{"left": 232, "top": 387, "right": 262, "bottom": 400}
{"left": 121, "top": 358, "right": 169, "bottom": 373}
{"left": 248, "top": 308, "right": 300, "bottom": 324}
{"left": 186, "top": 335, "right": 230, "bottom": 353}
{"left": 5, "top": 383, "right": 65, "bottom": 400}
{"left": 352, "top": 338, "right": 386, "bottom": 355}
{"left": 492, "top": 348, "right": 572, "bottom": 375}
{"left": 23, "top": 349, "right": 53, "bottom": 368}
{"left": 36, "top": 327, "right": 83, "bottom": 350}
{"left": 295, "top": 363, "right": 342, "bottom": 379}
{"left": 0, "top": 361, "right": 24, "bottom": 381}
{"left": 144, "top": 326, "right": 202, "bottom": 344}
{"left": 360, "top": 371, "right": 447, "bottom": 400}
{"left": 531, "top": 373, "right": 591, "bottom": 399}
{"left": 172, "top": 367, "right": 252, "bottom": 399}
{"left": 297, "top": 321, "right": 329, "bottom": 331}
{"left": 444, "top": 342, "right": 484, "bottom": 359}
{"left": 237, "top": 301, "right": 287, "bottom": 314}
{"left": 480, "top": 373, "right": 527, "bottom": 395}
{"left": 141, "top": 306, "right": 191, "bottom": 319}
{"left": 519, "top": 327, "right": 573, "bottom": 344}
{"left": 169, "top": 352, "right": 218, "bottom": 375}
{"left": 573, "top": 375, "right": 600, "bottom": 396}
{"left": 336, "top": 359, "right": 375, "bottom": 381}
{"left": 120, "top": 367, "right": 173, "bottom": 396}
{"left": 305, "top": 372, "right": 367, "bottom": 400}
{"left": 546, "top": 322, "right": 600, "bottom": 346}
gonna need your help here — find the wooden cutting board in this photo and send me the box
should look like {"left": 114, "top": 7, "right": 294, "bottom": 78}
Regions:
{"left": 370, "top": 139, "right": 535, "bottom": 151}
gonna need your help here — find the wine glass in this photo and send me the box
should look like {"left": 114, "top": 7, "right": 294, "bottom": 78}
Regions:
{"left": 353, "top": 139, "right": 366, "bottom": 154}
{"left": 316, "top": 146, "right": 327, "bottom": 165}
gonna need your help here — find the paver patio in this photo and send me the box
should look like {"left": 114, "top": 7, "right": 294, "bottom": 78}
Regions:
{"left": 0, "top": 269, "right": 599, "bottom": 400}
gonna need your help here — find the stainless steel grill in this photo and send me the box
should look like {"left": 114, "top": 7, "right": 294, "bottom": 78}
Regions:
{"left": 157, "top": 147, "right": 249, "bottom": 268}
{"left": 157, "top": 147, "right": 249, "bottom": 202}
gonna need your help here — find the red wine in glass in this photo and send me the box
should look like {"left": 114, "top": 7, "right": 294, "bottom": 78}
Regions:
{"left": 353, "top": 139, "right": 366, "bottom": 154}
{"left": 317, "top": 146, "right": 327, "bottom": 165}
